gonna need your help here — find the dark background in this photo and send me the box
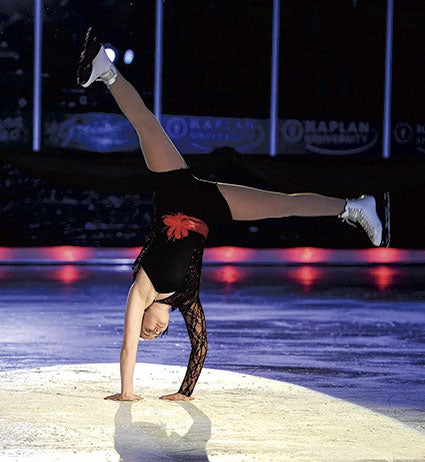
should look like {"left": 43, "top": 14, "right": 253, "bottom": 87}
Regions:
{"left": 3, "top": 0, "right": 425, "bottom": 120}
{"left": 1, "top": 0, "right": 425, "bottom": 248}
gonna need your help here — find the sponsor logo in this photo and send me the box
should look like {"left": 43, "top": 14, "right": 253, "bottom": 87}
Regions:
{"left": 394, "top": 122, "right": 413, "bottom": 144}
{"left": 415, "top": 124, "right": 425, "bottom": 153}
{"left": 166, "top": 115, "right": 266, "bottom": 152}
{"left": 393, "top": 122, "right": 425, "bottom": 154}
{"left": 165, "top": 117, "right": 189, "bottom": 140}
{"left": 281, "top": 119, "right": 304, "bottom": 143}
{"left": 45, "top": 114, "right": 139, "bottom": 152}
{"left": 281, "top": 119, "right": 378, "bottom": 155}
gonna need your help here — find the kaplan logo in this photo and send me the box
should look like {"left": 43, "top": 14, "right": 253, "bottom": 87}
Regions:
{"left": 393, "top": 122, "right": 425, "bottom": 154}
{"left": 166, "top": 116, "right": 266, "bottom": 152}
{"left": 281, "top": 119, "right": 378, "bottom": 155}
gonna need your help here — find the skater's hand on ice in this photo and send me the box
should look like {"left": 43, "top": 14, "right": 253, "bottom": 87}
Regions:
{"left": 159, "top": 392, "right": 194, "bottom": 401}
{"left": 104, "top": 393, "right": 143, "bottom": 401}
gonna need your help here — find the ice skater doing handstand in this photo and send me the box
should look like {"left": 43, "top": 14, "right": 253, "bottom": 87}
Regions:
{"left": 77, "top": 28, "right": 389, "bottom": 401}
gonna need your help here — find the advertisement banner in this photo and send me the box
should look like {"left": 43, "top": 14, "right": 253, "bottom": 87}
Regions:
{"left": 391, "top": 122, "right": 425, "bottom": 156}
{"left": 43, "top": 113, "right": 139, "bottom": 152}
{"left": 42, "top": 113, "right": 269, "bottom": 154}
{"left": 278, "top": 119, "right": 381, "bottom": 156}
{"left": 0, "top": 111, "right": 391, "bottom": 157}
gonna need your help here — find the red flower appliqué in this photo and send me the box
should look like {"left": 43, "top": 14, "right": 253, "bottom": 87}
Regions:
{"left": 162, "top": 213, "right": 209, "bottom": 241}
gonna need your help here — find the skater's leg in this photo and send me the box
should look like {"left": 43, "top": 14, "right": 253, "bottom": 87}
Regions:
{"left": 109, "top": 72, "right": 187, "bottom": 172}
{"left": 217, "top": 183, "right": 345, "bottom": 220}
{"left": 217, "top": 182, "right": 386, "bottom": 247}
{"left": 78, "top": 28, "right": 186, "bottom": 173}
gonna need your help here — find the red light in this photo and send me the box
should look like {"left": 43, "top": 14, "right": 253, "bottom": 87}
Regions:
{"left": 46, "top": 246, "right": 94, "bottom": 262}
{"left": 50, "top": 266, "right": 87, "bottom": 284}
{"left": 0, "top": 247, "right": 13, "bottom": 261}
{"left": 125, "top": 247, "right": 142, "bottom": 258}
{"left": 208, "top": 265, "right": 247, "bottom": 284}
{"left": 283, "top": 247, "right": 331, "bottom": 263}
{"left": 360, "top": 248, "right": 406, "bottom": 264}
{"left": 289, "top": 265, "right": 323, "bottom": 292}
{"left": 368, "top": 266, "right": 398, "bottom": 291}
{"left": 205, "top": 247, "right": 254, "bottom": 263}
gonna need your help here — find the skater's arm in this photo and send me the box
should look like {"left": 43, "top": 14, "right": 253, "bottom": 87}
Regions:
{"left": 160, "top": 297, "right": 207, "bottom": 401}
{"left": 105, "top": 282, "right": 149, "bottom": 401}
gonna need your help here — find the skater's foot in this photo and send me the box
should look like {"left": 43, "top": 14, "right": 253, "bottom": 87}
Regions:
{"left": 340, "top": 193, "right": 390, "bottom": 247}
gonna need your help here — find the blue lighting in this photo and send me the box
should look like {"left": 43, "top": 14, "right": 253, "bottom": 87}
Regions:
{"left": 124, "top": 49, "right": 135, "bottom": 65}
{"left": 269, "top": 0, "right": 280, "bottom": 156}
{"left": 382, "top": 0, "right": 394, "bottom": 159}
{"left": 154, "top": 0, "right": 164, "bottom": 121}
{"left": 33, "top": 0, "right": 43, "bottom": 152}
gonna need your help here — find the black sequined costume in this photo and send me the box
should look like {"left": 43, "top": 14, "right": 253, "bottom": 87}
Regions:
{"left": 132, "top": 168, "right": 232, "bottom": 396}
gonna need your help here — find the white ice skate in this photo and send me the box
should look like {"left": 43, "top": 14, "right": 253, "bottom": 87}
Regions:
{"left": 340, "top": 192, "right": 391, "bottom": 247}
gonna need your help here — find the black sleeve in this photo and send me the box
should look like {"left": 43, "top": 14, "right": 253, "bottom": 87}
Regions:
{"left": 177, "top": 296, "right": 208, "bottom": 397}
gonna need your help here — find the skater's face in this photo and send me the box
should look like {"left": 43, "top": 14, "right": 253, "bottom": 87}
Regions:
{"left": 140, "top": 303, "right": 170, "bottom": 340}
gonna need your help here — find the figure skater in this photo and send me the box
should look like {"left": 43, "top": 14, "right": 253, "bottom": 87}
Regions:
{"left": 77, "top": 28, "right": 389, "bottom": 401}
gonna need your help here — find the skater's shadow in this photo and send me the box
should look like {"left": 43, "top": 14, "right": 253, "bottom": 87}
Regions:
{"left": 114, "top": 401, "right": 212, "bottom": 461}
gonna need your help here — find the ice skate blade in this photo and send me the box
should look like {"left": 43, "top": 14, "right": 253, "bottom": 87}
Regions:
{"left": 380, "top": 191, "right": 391, "bottom": 248}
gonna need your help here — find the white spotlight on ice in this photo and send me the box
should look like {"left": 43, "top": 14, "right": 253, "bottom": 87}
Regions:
{"left": 123, "top": 49, "right": 134, "bottom": 65}
{"left": 104, "top": 46, "right": 117, "bottom": 63}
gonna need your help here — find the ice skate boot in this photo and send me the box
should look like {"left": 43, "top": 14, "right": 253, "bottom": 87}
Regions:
{"left": 77, "top": 27, "right": 117, "bottom": 88}
{"left": 340, "top": 192, "right": 390, "bottom": 247}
